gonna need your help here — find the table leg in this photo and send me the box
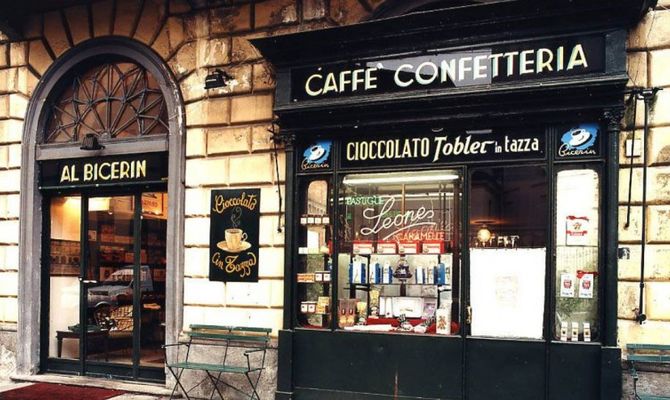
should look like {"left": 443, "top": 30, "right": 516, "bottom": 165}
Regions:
{"left": 57, "top": 335, "right": 63, "bottom": 358}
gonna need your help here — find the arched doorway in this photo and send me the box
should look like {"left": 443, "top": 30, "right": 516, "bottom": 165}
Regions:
{"left": 17, "top": 37, "right": 185, "bottom": 382}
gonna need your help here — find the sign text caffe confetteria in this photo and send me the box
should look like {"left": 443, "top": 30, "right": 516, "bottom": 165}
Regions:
{"left": 290, "top": 35, "right": 605, "bottom": 101}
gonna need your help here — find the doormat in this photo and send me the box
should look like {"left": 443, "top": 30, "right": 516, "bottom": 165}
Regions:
{"left": 0, "top": 383, "right": 125, "bottom": 400}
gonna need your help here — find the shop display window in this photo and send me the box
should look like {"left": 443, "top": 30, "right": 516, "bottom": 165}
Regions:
{"left": 335, "top": 170, "right": 462, "bottom": 335}
{"left": 554, "top": 168, "right": 600, "bottom": 342}
{"left": 469, "top": 166, "right": 547, "bottom": 339}
{"left": 296, "top": 179, "right": 333, "bottom": 329}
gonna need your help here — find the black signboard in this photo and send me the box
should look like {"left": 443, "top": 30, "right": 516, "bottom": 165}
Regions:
{"left": 341, "top": 130, "right": 546, "bottom": 169}
{"left": 209, "top": 189, "right": 261, "bottom": 283}
{"left": 291, "top": 35, "right": 605, "bottom": 102}
{"left": 40, "top": 152, "right": 168, "bottom": 189}
{"left": 555, "top": 123, "right": 602, "bottom": 159}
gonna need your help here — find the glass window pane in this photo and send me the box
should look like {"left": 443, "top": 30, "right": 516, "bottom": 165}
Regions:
{"left": 469, "top": 167, "right": 547, "bottom": 339}
{"left": 49, "top": 196, "right": 81, "bottom": 360}
{"left": 336, "top": 170, "right": 462, "bottom": 335}
{"left": 85, "top": 195, "right": 135, "bottom": 365}
{"left": 555, "top": 169, "right": 600, "bottom": 342}
{"left": 45, "top": 61, "right": 169, "bottom": 144}
{"left": 140, "top": 192, "right": 167, "bottom": 367}
{"left": 297, "top": 180, "right": 333, "bottom": 329}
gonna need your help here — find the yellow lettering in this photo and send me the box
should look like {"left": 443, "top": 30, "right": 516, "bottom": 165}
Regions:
{"left": 83, "top": 164, "right": 93, "bottom": 181}
{"left": 60, "top": 165, "right": 71, "bottom": 183}
{"left": 111, "top": 162, "right": 119, "bottom": 179}
{"left": 98, "top": 162, "right": 110, "bottom": 180}
{"left": 120, "top": 161, "right": 130, "bottom": 179}
{"left": 136, "top": 160, "right": 146, "bottom": 178}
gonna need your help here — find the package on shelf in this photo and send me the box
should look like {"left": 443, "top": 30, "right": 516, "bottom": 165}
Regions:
{"left": 422, "top": 241, "right": 444, "bottom": 254}
{"left": 349, "top": 259, "right": 367, "bottom": 284}
{"left": 377, "top": 241, "right": 397, "bottom": 254}
{"left": 369, "top": 263, "right": 381, "bottom": 284}
{"left": 297, "top": 272, "right": 316, "bottom": 283}
{"left": 398, "top": 241, "right": 420, "bottom": 254}
{"left": 414, "top": 266, "right": 426, "bottom": 284}
{"left": 382, "top": 262, "right": 393, "bottom": 284}
{"left": 353, "top": 241, "right": 374, "bottom": 255}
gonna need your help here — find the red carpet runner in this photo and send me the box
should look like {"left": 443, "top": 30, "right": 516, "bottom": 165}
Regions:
{"left": 0, "top": 383, "right": 125, "bottom": 400}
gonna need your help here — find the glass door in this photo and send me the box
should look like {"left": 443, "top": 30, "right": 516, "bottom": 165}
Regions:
{"left": 85, "top": 195, "right": 137, "bottom": 371}
{"left": 45, "top": 192, "right": 167, "bottom": 380}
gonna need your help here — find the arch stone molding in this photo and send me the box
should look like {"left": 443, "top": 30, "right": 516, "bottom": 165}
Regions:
{"left": 17, "top": 36, "right": 185, "bottom": 378}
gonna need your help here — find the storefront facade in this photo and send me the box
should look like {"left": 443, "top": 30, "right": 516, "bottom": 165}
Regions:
{"left": 0, "top": 0, "right": 668, "bottom": 399}
{"left": 252, "top": 1, "right": 657, "bottom": 399}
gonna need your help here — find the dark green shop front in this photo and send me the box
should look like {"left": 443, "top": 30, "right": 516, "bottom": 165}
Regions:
{"left": 253, "top": 1, "right": 653, "bottom": 399}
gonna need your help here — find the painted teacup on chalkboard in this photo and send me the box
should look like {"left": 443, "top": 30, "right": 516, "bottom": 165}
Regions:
{"left": 217, "top": 228, "right": 250, "bottom": 253}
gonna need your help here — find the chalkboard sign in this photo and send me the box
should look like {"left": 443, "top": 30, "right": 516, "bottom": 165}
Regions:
{"left": 209, "top": 189, "right": 261, "bottom": 282}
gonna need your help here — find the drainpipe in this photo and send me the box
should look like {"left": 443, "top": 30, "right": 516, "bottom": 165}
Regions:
{"left": 630, "top": 88, "right": 661, "bottom": 324}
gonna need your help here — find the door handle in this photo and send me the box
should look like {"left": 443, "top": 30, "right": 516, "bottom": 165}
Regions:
{"left": 466, "top": 305, "right": 472, "bottom": 325}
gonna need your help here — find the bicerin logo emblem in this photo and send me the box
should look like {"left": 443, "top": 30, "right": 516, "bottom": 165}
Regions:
{"left": 558, "top": 124, "right": 598, "bottom": 157}
{"left": 302, "top": 141, "right": 331, "bottom": 170}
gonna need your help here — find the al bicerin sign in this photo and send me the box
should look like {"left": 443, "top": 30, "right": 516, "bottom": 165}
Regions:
{"left": 291, "top": 35, "right": 605, "bottom": 101}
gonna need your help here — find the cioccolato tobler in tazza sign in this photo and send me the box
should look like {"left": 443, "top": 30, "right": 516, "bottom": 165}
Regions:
{"left": 291, "top": 35, "right": 604, "bottom": 101}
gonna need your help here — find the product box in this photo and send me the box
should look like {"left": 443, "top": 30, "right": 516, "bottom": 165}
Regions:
{"left": 382, "top": 262, "right": 393, "bottom": 284}
{"left": 316, "top": 297, "right": 330, "bottom": 314}
{"left": 436, "top": 303, "right": 452, "bottom": 335}
{"left": 415, "top": 266, "right": 426, "bottom": 284}
{"left": 422, "top": 241, "right": 444, "bottom": 254}
{"left": 297, "top": 273, "right": 316, "bottom": 283}
{"left": 350, "top": 260, "right": 367, "bottom": 284}
{"left": 427, "top": 266, "right": 435, "bottom": 284}
{"left": 571, "top": 322, "right": 579, "bottom": 341}
{"left": 353, "top": 241, "right": 374, "bottom": 255}
{"left": 560, "top": 321, "right": 568, "bottom": 341}
{"left": 314, "top": 272, "right": 323, "bottom": 282}
{"left": 583, "top": 322, "right": 591, "bottom": 342}
{"left": 369, "top": 263, "right": 381, "bottom": 284}
{"left": 436, "top": 263, "right": 447, "bottom": 285}
{"left": 391, "top": 297, "right": 424, "bottom": 318}
{"left": 377, "top": 241, "right": 397, "bottom": 254}
{"left": 398, "top": 241, "right": 420, "bottom": 254}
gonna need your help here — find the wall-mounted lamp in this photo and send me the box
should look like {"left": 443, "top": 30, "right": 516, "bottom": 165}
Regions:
{"left": 204, "top": 69, "right": 233, "bottom": 90}
{"left": 80, "top": 133, "right": 105, "bottom": 151}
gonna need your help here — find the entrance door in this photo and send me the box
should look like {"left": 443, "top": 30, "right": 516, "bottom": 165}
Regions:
{"left": 44, "top": 192, "right": 167, "bottom": 381}
{"left": 465, "top": 166, "right": 549, "bottom": 400}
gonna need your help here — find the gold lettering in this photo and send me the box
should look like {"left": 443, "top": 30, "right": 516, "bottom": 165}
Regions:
{"left": 60, "top": 165, "right": 71, "bottom": 183}
{"left": 120, "top": 161, "right": 130, "bottom": 179}
{"left": 211, "top": 252, "right": 257, "bottom": 279}
{"left": 83, "top": 164, "right": 93, "bottom": 181}
{"left": 98, "top": 162, "right": 110, "bottom": 180}
{"left": 136, "top": 160, "right": 146, "bottom": 178}
{"left": 212, "top": 192, "right": 258, "bottom": 214}
{"left": 111, "top": 162, "right": 119, "bottom": 179}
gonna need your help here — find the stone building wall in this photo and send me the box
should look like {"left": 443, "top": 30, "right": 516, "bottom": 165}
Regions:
{"left": 619, "top": 1, "right": 670, "bottom": 349}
